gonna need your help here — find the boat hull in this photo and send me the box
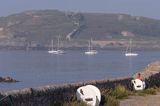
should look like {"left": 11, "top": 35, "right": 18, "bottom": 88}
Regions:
{"left": 125, "top": 53, "right": 138, "bottom": 56}
{"left": 48, "top": 50, "right": 64, "bottom": 54}
{"left": 85, "top": 50, "right": 97, "bottom": 55}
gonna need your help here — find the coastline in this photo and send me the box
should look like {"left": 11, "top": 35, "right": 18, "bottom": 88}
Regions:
{"left": 0, "top": 38, "right": 160, "bottom": 51}
{"left": 0, "top": 71, "right": 160, "bottom": 105}
{"left": 0, "top": 60, "right": 160, "bottom": 105}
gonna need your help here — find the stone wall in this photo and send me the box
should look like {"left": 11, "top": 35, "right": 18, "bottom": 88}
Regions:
{"left": 0, "top": 73, "right": 159, "bottom": 106}
{"left": 145, "top": 72, "right": 160, "bottom": 88}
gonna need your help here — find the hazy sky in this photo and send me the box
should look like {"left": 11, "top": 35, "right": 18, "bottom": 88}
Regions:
{"left": 0, "top": 0, "right": 159, "bottom": 19}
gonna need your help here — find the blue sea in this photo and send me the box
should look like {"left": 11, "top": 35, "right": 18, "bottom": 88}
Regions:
{"left": 0, "top": 50, "right": 159, "bottom": 91}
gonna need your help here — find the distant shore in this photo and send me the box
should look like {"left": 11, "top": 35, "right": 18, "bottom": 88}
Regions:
{"left": 0, "top": 45, "right": 160, "bottom": 51}
{"left": 0, "top": 38, "right": 160, "bottom": 51}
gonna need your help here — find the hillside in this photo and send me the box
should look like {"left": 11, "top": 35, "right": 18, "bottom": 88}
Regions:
{"left": 0, "top": 10, "right": 160, "bottom": 49}
{"left": 78, "top": 13, "right": 160, "bottom": 40}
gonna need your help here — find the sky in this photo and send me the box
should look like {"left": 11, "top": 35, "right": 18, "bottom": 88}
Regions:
{"left": 0, "top": 0, "right": 159, "bottom": 19}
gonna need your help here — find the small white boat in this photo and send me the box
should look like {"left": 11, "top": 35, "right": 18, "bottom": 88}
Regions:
{"left": 48, "top": 36, "right": 64, "bottom": 54}
{"left": 85, "top": 39, "right": 98, "bottom": 55}
{"left": 85, "top": 50, "right": 97, "bottom": 55}
{"left": 48, "top": 49, "right": 64, "bottom": 54}
{"left": 125, "top": 53, "right": 138, "bottom": 56}
{"left": 76, "top": 85, "right": 101, "bottom": 106}
{"left": 125, "top": 39, "right": 138, "bottom": 56}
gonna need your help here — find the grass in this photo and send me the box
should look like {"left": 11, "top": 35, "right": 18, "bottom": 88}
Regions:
{"left": 133, "top": 88, "right": 157, "bottom": 96}
{"left": 100, "top": 88, "right": 119, "bottom": 106}
{"left": 101, "top": 95, "right": 119, "bottom": 106}
{"left": 100, "top": 85, "right": 129, "bottom": 106}
{"left": 60, "top": 85, "right": 160, "bottom": 106}
{"left": 109, "top": 85, "right": 129, "bottom": 99}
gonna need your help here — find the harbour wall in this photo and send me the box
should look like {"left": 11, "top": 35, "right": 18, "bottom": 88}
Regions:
{"left": 0, "top": 73, "right": 160, "bottom": 106}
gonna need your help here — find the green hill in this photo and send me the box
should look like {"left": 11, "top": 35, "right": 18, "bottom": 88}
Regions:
{"left": 0, "top": 10, "right": 160, "bottom": 49}
{"left": 77, "top": 13, "right": 160, "bottom": 40}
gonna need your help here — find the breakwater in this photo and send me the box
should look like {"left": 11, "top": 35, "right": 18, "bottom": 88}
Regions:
{"left": 0, "top": 72, "right": 160, "bottom": 106}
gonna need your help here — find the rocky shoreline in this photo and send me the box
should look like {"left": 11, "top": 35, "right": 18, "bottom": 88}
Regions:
{"left": 133, "top": 61, "right": 160, "bottom": 79}
{"left": 0, "top": 76, "right": 19, "bottom": 83}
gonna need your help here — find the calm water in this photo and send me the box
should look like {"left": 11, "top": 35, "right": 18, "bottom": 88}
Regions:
{"left": 0, "top": 50, "right": 159, "bottom": 91}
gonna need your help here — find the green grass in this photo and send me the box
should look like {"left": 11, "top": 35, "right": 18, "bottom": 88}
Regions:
{"left": 109, "top": 85, "right": 130, "bottom": 99}
{"left": 60, "top": 85, "right": 160, "bottom": 106}
{"left": 133, "top": 88, "right": 157, "bottom": 96}
{"left": 101, "top": 95, "right": 119, "bottom": 106}
{"left": 100, "top": 88, "right": 120, "bottom": 106}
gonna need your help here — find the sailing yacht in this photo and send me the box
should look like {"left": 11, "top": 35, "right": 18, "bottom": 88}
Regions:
{"left": 125, "top": 39, "right": 138, "bottom": 56}
{"left": 85, "top": 39, "right": 98, "bottom": 55}
{"left": 48, "top": 36, "right": 64, "bottom": 54}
